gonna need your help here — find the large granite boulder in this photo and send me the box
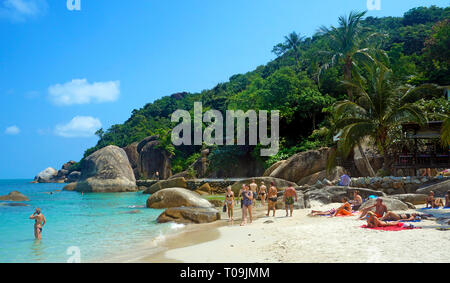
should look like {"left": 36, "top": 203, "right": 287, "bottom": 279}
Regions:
{"left": 0, "top": 191, "right": 30, "bottom": 201}
{"left": 137, "top": 136, "right": 172, "bottom": 180}
{"left": 122, "top": 142, "right": 139, "bottom": 179}
{"left": 263, "top": 160, "right": 286, "bottom": 177}
{"left": 416, "top": 179, "right": 450, "bottom": 197}
{"left": 269, "top": 148, "right": 333, "bottom": 183}
{"left": 353, "top": 141, "right": 384, "bottom": 177}
{"left": 67, "top": 171, "right": 81, "bottom": 183}
{"left": 391, "top": 194, "right": 428, "bottom": 205}
{"left": 62, "top": 183, "right": 77, "bottom": 191}
{"left": 157, "top": 207, "right": 220, "bottom": 224}
{"left": 359, "top": 197, "right": 409, "bottom": 211}
{"left": 62, "top": 160, "right": 76, "bottom": 170}
{"left": 304, "top": 186, "right": 384, "bottom": 205}
{"left": 230, "top": 177, "right": 297, "bottom": 195}
{"left": 297, "top": 166, "right": 346, "bottom": 186}
{"left": 143, "top": 177, "right": 187, "bottom": 194}
{"left": 34, "top": 167, "right": 58, "bottom": 183}
{"left": 146, "top": 187, "right": 213, "bottom": 209}
{"left": 74, "top": 145, "right": 137, "bottom": 192}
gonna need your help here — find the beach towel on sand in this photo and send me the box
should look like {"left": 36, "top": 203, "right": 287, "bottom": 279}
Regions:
{"left": 361, "top": 223, "right": 420, "bottom": 231}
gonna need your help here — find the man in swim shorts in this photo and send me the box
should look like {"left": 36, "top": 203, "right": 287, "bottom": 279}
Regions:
{"left": 350, "top": 190, "right": 363, "bottom": 211}
{"left": 266, "top": 182, "right": 278, "bottom": 217}
{"left": 283, "top": 185, "right": 297, "bottom": 217}
{"left": 259, "top": 181, "right": 267, "bottom": 206}
{"left": 359, "top": 198, "right": 387, "bottom": 220}
{"left": 29, "top": 208, "right": 46, "bottom": 240}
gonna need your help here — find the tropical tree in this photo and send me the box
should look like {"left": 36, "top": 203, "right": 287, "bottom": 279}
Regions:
{"left": 318, "top": 10, "right": 385, "bottom": 101}
{"left": 272, "top": 32, "right": 305, "bottom": 65}
{"left": 333, "top": 61, "right": 439, "bottom": 174}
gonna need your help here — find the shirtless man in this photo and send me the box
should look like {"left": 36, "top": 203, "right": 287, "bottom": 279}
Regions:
{"left": 249, "top": 179, "right": 258, "bottom": 207}
{"left": 259, "top": 181, "right": 267, "bottom": 206}
{"left": 283, "top": 185, "right": 297, "bottom": 217}
{"left": 29, "top": 208, "right": 46, "bottom": 240}
{"left": 359, "top": 198, "right": 387, "bottom": 220}
{"left": 349, "top": 190, "right": 363, "bottom": 211}
{"left": 266, "top": 182, "right": 278, "bottom": 217}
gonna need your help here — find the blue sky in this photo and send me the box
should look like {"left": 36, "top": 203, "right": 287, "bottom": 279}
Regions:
{"left": 1, "top": 0, "right": 448, "bottom": 179}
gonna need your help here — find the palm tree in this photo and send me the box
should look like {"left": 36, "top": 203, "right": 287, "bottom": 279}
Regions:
{"left": 272, "top": 32, "right": 305, "bottom": 65}
{"left": 318, "top": 10, "right": 386, "bottom": 101}
{"left": 333, "top": 61, "right": 439, "bottom": 174}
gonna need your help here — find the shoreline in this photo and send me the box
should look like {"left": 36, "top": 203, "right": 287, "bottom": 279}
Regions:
{"left": 121, "top": 202, "right": 450, "bottom": 263}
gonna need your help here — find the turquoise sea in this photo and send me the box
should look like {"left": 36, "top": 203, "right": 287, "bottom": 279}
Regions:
{"left": 0, "top": 179, "right": 180, "bottom": 263}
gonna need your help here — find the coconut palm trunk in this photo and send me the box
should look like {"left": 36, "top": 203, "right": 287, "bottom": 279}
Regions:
{"left": 357, "top": 143, "right": 376, "bottom": 177}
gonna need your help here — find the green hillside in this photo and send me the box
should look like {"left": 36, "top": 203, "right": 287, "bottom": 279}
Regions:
{"left": 77, "top": 6, "right": 450, "bottom": 176}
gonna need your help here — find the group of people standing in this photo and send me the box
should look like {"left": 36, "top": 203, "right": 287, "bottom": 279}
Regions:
{"left": 223, "top": 179, "right": 298, "bottom": 226}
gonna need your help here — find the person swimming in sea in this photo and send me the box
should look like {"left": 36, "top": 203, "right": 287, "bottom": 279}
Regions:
{"left": 29, "top": 208, "right": 46, "bottom": 240}
{"left": 283, "top": 185, "right": 297, "bottom": 217}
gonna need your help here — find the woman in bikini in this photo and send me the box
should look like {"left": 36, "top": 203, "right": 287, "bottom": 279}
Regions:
{"left": 366, "top": 211, "right": 401, "bottom": 228}
{"left": 331, "top": 197, "right": 353, "bottom": 217}
{"left": 224, "top": 186, "right": 235, "bottom": 222}
{"left": 240, "top": 185, "right": 253, "bottom": 226}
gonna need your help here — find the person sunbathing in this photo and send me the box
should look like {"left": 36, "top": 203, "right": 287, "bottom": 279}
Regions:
{"left": 359, "top": 198, "right": 387, "bottom": 220}
{"left": 311, "top": 208, "right": 336, "bottom": 216}
{"left": 366, "top": 212, "right": 401, "bottom": 228}
{"left": 331, "top": 197, "right": 353, "bottom": 217}
{"left": 427, "top": 191, "right": 444, "bottom": 208}
{"left": 380, "top": 212, "right": 421, "bottom": 222}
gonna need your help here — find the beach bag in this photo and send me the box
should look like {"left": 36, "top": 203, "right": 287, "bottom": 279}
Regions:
{"left": 223, "top": 205, "right": 227, "bottom": 213}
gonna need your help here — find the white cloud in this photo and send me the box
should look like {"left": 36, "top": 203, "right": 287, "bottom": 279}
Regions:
{"left": 48, "top": 79, "right": 120, "bottom": 106}
{"left": 55, "top": 116, "right": 102, "bottom": 138}
{"left": 5, "top": 125, "right": 20, "bottom": 135}
{"left": 0, "top": 0, "right": 47, "bottom": 22}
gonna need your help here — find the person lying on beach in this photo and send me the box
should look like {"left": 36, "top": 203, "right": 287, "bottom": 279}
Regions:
{"left": 283, "top": 185, "right": 297, "bottom": 217}
{"left": 240, "top": 185, "right": 253, "bottom": 226}
{"left": 331, "top": 197, "right": 353, "bottom": 217}
{"left": 358, "top": 198, "right": 388, "bottom": 220}
{"left": 366, "top": 211, "right": 401, "bottom": 228}
{"left": 349, "top": 190, "right": 363, "bottom": 211}
{"left": 311, "top": 208, "right": 336, "bottom": 216}
{"left": 266, "top": 182, "right": 278, "bottom": 217}
{"left": 380, "top": 212, "right": 423, "bottom": 222}
{"left": 29, "top": 208, "right": 46, "bottom": 240}
{"left": 224, "top": 186, "right": 235, "bottom": 222}
{"left": 259, "top": 181, "right": 267, "bottom": 206}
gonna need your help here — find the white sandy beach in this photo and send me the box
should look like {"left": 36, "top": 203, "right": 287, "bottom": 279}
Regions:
{"left": 136, "top": 202, "right": 450, "bottom": 263}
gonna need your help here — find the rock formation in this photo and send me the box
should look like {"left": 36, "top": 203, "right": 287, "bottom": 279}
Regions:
{"left": 73, "top": 145, "right": 137, "bottom": 192}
